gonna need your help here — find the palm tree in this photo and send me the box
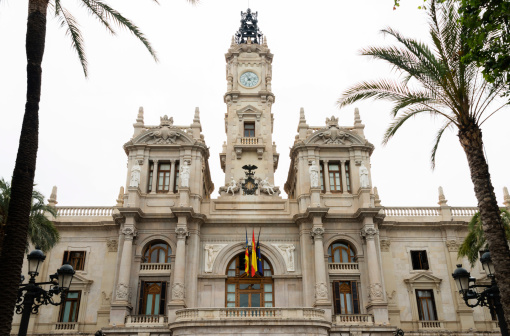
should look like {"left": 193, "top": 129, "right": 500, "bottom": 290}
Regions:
{"left": 337, "top": 0, "right": 510, "bottom": 326}
{"left": 0, "top": 0, "right": 193, "bottom": 333}
{"left": 459, "top": 210, "right": 510, "bottom": 267}
{"left": 0, "top": 178, "right": 59, "bottom": 254}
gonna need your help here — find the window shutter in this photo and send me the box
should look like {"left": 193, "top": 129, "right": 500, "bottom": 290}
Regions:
{"left": 351, "top": 281, "right": 360, "bottom": 314}
{"left": 138, "top": 280, "right": 144, "bottom": 314}
{"left": 333, "top": 281, "right": 341, "bottom": 314}
{"left": 63, "top": 251, "right": 70, "bottom": 264}
{"left": 421, "top": 251, "right": 429, "bottom": 270}
{"left": 160, "top": 282, "right": 167, "bottom": 315}
{"left": 81, "top": 251, "right": 87, "bottom": 270}
{"left": 411, "top": 251, "right": 420, "bottom": 269}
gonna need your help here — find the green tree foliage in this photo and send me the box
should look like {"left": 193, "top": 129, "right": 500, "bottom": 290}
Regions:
{"left": 338, "top": 0, "right": 510, "bottom": 327}
{"left": 458, "top": 210, "right": 510, "bottom": 267}
{"left": 0, "top": 178, "right": 59, "bottom": 253}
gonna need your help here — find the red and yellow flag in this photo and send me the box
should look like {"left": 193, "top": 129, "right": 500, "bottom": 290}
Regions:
{"left": 245, "top": 230, "right": 250, "bottom": 274}
{"left": 251, "top": 229, "right": 257, "bottom": 276}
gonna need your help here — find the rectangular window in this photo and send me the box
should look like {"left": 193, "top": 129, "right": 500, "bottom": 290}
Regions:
{"left": 345, "top": 161, "right": 351, "bottom": 193}
{"left": 63, "top": 251, "right": 86, "bottom": 271}
{"left": 157, "top": 163, "right": 171, "bottom": 192}
{"left": 411, "top": 250, "right": 429, "bottom": 270}
{"left": 320, "top": 162, "right": 325, "bottom": 192}
{"left": 416, "top": 290, "right": 437, "bottom": 320}
{"left": 138, "top": 281, "right": 167, "bottom": 315}
{"left": 328, "top": 163, "right": 342, "bottom": 192}
{"left": 244, "top": 122, "right": 255, "bottom": 137}
{"left": 148, "top": 162, "right": 154, "bottom": 192}
{"left": 332, "top": 281, "right": 360, "bottom": 315}
{"left": 59, "top": 291, "right": 81, "bottom": 322}
{"left": 174, "top": 161, "right": 180, "bottom": 192}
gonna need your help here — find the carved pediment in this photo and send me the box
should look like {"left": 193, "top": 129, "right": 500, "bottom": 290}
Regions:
{"left": 132, "top": 128, "right": 194, "bottom": 145}
{"left": 404, "top": 272, "right": 442, "bottom": 292}
{"left": 236, "top": 105, "right": 262, "bottom": 121}
{"left": 305, "top": 127, "right": 364, "bottom": 146}
{"left": 69, "top": 273, "right": 94, "bottom": 292}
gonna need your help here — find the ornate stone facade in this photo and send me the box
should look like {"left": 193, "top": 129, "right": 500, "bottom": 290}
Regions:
{"left": 16, "top": 8, "right": 499, "bottom": 336}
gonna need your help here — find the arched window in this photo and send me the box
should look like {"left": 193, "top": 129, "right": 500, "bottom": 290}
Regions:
{"left": 142, "top": 241, "right": 171, "bottom": 263}
{"left": 225, "top": 252, "right": 274, "bottom": 308}
{"left": 328, "top": 241, "right": 356, "bottom": 263}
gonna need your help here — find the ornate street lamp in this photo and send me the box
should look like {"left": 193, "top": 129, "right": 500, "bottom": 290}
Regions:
{"left": 16, "top": 248, "right": 75, "bottom": 336}
{"left": 452, "top": 252, "right": 508, "bottom": 336}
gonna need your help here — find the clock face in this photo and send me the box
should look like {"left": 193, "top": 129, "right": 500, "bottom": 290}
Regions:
{"left": 239, "top": 71, "right": 259, "bottom": 88}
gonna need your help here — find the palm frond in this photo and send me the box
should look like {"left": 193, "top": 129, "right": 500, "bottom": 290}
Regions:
{"left": 93, "top": 1, "right": 158, "bottom": 62}
{"left": 430, "top": 119, "right": 453, "bottom": 169}
{"left": 56, "top": 2, "right": 88, "bottom": 76}
{"left": 77, "top": 0, "right": 116, "bottom": 35}
{"left": 382, "top": 107, "right": 435, "bottom": 145}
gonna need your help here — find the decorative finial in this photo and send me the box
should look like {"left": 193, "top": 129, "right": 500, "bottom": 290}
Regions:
{"left": 231, "top": 35, "right": 235, "bottom": 47}
{"left": 438, "top": 186, "right": 448, "bottom": 206}
{"left": 160, "top": 115, "right": 173, "bottom": 127}
{"left": 235, "top": 9, "right": 263, "bottom": 45}
{"left": 373, "top": 187, "right": 381, "bottom": 207}
{"left": 194, "top": 107, "right": 200, "bottom": 123}
{"left": 354, "top": 107, "right": 362, "bottom": 124}
{"left": 504, "top": 187, "right": 510, "bottom": 209}
{"left": 137, "top": 107, "right": 144, "bottom": 124}
{"left": 299, "top": 107, "right": 306, "bottom": 123}
{"left": 48, "top": 186, "right": 58, "bottom": 207}
{"left": 116, "top": 186, "right": 124, "bottom": 207}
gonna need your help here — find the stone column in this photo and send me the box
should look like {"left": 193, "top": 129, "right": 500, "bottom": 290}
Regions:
{"left": 299, "top": 222, "right": 314, "bottom": 307}
{"left": 185, "top": 221, "right": 201, "bottom": 307}
{"left": 110, "top": 227, "right": 136, "bottom": 326}
{"left": 323, "top": 160, "right": 331, "bottom": 193}
{"left": 150, "top": 159, "right": 158, "bottom": 194}
{"left": 172, "top": 226, "right": 188, "bottom": 303}
{"left": 361, "top": 224, "right": 389, "bottom": 324}
{"left": 340, "top": 160, "right": 348, "bottom": 194}
{"left": 310, "top": 227, "right": 329, "bottom": 306}
{"left": 169, "top": 160, "right": 176, "bottom": 194}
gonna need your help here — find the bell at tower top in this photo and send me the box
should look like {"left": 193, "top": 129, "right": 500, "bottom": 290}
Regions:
{"left": 235, "top": 8, "right": 264, "bottom": 45}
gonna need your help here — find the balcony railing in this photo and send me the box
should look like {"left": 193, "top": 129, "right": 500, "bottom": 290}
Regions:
{"left": 125, "top": 315, "right": 168, "bottom": 327}
{"left": 451, "top": 207, "right": 478, "bottom": 216}
{"left": 56, "top": 206, "right": 114, "bottom": 217}
{"left": 175, "top": 308, "right": 326, "bottom": 322}
{"left": 140, "top": 263, "right": 171, "bottom": 273}
{"left": 419, "top": 320, "right": 443, "bottom": 329}
{"left": 383, "top": 207, "right": 440, "bottom": 217}
{"left": 53, "top": 322, "right": 78, "bottom": 331}
{"left": 240, "top": 137, "right": 259, "bottom": 145}
{"left": 334, "top": 314, "right": 373, "bottom": 325}
{"left": 328, "top": 263, "right": 359, "bottom": 273}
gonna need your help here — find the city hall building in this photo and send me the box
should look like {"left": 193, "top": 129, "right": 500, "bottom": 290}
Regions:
{"left": 13, "top": 9, "right": 505, "bottom": 336}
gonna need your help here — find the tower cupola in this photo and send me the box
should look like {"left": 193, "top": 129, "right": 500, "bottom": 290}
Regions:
{"left": 235, "top": 9, "right": 264, "bottom": 45}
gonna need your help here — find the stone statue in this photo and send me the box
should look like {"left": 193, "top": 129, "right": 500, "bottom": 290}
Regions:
{"left": 204, "top": 244, "right": 228, "bottom": 273}
{"left": 180, "top": 161, "right": 190, "bottom": 187}
{"left": 359, "top": 162, "right": 370, "bottom": 188}
{"left": 129, "top": 161, "right": 141, "bottom": 188}
{"left": 226, "top": 177, "right": 237, "bottom": 195}
{"left": 259, "top": 177, "right": 276, "bottom": 195}
{"left": 309, "top": 160, "right": 319, "bottom": 187}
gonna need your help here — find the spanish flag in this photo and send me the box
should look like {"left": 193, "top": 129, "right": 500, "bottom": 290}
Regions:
{"left": 251, "top": 229, "right": 257, "bottom": 276}
{"left": 244, "top": 229, "right": 249, "bottom": 274}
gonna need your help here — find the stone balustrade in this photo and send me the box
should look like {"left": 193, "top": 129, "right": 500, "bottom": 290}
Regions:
{"left": 53, "top": 322, "right": 78, "bottom": 331}
{"left": 328, "top": 263, "right": 359, "bottom": 273}
{"left": 383, "top": 207, "right": 440, "bottom": 217}
{"left": 240, "top": 137, "right": 259, "bottom": 145}
{"left": 140, "top": 262, "right": 171, "bottom": 273}
{"left": 125, "top": 315, "right": 168, "bottom": 327}
{"left": 56, "top": 206, "right": 114, "bottom": 217}
{"left": 451, "top": 207, "right": 478, "bottom": 216}
{"left": 419, "top": 321, "right": 443, "bottom": 329}
{"left": 334, "top": 314, "right": 373, "bottom": 325}
{"left": 175, "top": 308, "right": 326, "bottom": 322}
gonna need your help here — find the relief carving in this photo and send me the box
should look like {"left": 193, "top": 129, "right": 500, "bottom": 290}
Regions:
{"left": 360, "top": 227, "right": 378, "bottom": 240}
{"left": 106, "top": 239, "right": 118, "bottom": 252}
{"left": 175, "top": 227, "right": 189, "bottom": 239}
{"left": 380, "top": 239, "right": 391, "bottom": 252}
{"left": 116, "top": 283, "right": 130, "bottom": 300}
{"left": 272, "top": 244, "right": 295, "bottom": 272}
{"left": 386, "top": 290, "right": 397, "bottom": 305}
{"left": 317, "top": 116, "right": 350, "bottom": 144}
{"left": 101, "top": 291, "right": 111, "bottom": 307}
{"left": 121, "top": 227, "right": 137, "bottom": 241}
{"left": 446, "top": 239, "right": 460, "bottom": 252}
{"left": 368, "top": 283, "right": 384, "bottom": 302}
{"left": 147, "top": 115, "right": 181, "bottom": 144}
{"left": 315, "top": 282, "right": 328, "bottom": 300}
{"left": 172, "top": 283, "right": 185, "bottom": 300}
{"left": 204, "top": 244, "right": 228, "bottom": 273}
{"left": 310, "top": 227, "right": 325, "bottom": 239}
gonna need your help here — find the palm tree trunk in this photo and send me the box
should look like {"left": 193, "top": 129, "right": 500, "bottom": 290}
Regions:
{"left": 0, "top": 0, "right": 48, "bottom": 334}
{"left": 458, "top": 121, "right": 510, "bottom": 329}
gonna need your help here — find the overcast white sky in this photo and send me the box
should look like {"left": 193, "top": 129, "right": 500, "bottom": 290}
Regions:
{"left": 0, "top": 0, "right": 508, "bottom": 207}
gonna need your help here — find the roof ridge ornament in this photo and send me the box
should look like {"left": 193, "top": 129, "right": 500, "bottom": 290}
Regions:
{"left": 235, "top": 8, "right": 264, "bottom": 45}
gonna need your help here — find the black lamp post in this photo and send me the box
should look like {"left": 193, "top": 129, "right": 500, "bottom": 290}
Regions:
{"left": 452, "top": 252, "right": 508, "bottom": 336}
{"left": 16, "top": 248, "right": 75, "bottom": 336}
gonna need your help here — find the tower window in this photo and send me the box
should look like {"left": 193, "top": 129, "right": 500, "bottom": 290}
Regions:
{"left": 345, "top": 161, "right": 351, "bottom": 193}
{"left": 174, "top": 161, "right": 180, "bottom": 192}
{"left": 148, "top": 162, "right": 154, "bottom": 192}
{"left": 411, "top": 250, "right": 429, "bottom": 270}
{"left": 328, "top": 163, "right": 342, "bottom": 192}
{"left": 157, "top": 163, "right": 171, "bottom": 192}
{"left": 244, "top": 122, "right": 255, "bottom": 137}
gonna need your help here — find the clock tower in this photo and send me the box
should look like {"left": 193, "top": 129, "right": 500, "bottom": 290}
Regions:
{"left": 220, "top": 9, "right": 279, "bottom": 188}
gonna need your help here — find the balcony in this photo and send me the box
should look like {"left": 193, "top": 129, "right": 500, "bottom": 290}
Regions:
{"left": 176, "top": 307, "right": 326, "bottom": 322}
{"left": 328, "top": 262, "right": 360, "bottom": 274}
{"left": 334, "top": 314, "right": 373, "bottom": 326}
{"left": 234, "top": 137, "right": 265, "bottom": 159}
{"left": 139, "top": 262, "right": 171, "bottom": 275}
{"left": 53, "top": 322, "right": 78, "bottom": 332}
{"left": 125, "top": 315, "right": 168, "bottom": 327}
